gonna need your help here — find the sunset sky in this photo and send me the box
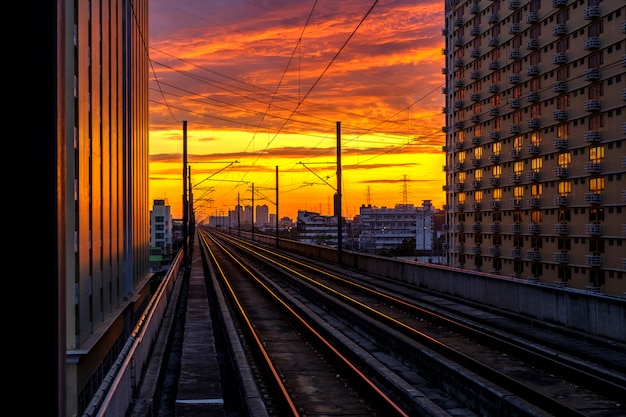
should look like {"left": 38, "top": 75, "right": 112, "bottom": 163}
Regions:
{"left": 149, "top": 0, "right": 446, "bottom": 222}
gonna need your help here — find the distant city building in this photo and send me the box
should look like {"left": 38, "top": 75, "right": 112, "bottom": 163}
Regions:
{"left": 150, "top": 199, "right": 173, "bottom": 259}
{"left": 442, "top": 0, "right": 625, "bottom": 296}
{"left": 256, "top": 204, "right": 269, "bottom": 226}
{"left": 296, "top": 210, "right": 348, "bottom": 247}
{"left": 358, "top": 201, "right": 435, "bottom": 252}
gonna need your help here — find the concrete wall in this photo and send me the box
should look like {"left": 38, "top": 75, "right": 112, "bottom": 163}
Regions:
{"left": 249, "top": 234, "right": 625, "bottom": 343}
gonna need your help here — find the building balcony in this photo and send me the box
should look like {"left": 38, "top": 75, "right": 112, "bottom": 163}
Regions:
{"left": 455, "top": 141, "right": 465, "bottom": 150}
{"left": 554, "top": 195, "right": 568, "bottom": 206}
{"left": 454, "top": 100, "right": 464, "bottom": 108}
{"left": 489, "top": 154, "right": 500, "bottom": 163}
{"left": 584, "top": 6, "right": 600, "bottom": 20}
{"left": 471, "top": 158, "right": 481, "bottom": 167}
{"left": 455, "top": 223, "right": 465, "bottom": 232}
{"left": 584, "top": 68, "right": 600, "bottom": 81}
{"left": 470, "top": 26, "right": 481, "bottom": 36}
{"left": 512, "top": 198, "right": 525, "bottom": 211}
{"left": 584, "top": 162, "right": 601, "bottom": 173}
{"left": 454, "top": 121, "right": 464, "bottom": 129}
{"left": 470, "top": 49, "right": 481, "bottom": 58}
{"left": 454, "top": 161, "right": 464, "bottom": 170}
{"left": 488, "top": 37, "right": 499, "bottom": 47}
{"left": 454, "top": 18, "right": 464, "bottom": 26}
{"left": 527, "top": 12, "right": 539, "bottom": 24}
{"left": 528, "top": 118, "right": 540, "bottom": 129}
{"left": 489, "top": 177, "right": 500, "bottom": 186}
{"left": 526, "top": 170, "right": 540, "bottom": 181}
{"left": 553, "top": 110, "right": 568, "bottom": 120}
{"left": 553, "top": 81, "right": 568, "bottom": 92}
{"left": 510, "top": 248, "right": 522, "bottom": 258}
{"left": 510, "top": 149, "right": 522, "bottom": 159}
{"left": 490, "top": 223, "right": 501, "bottom": 233}
{"left": 554, "top": 138, "right": 568, "bottom": 149}
{"left": 472, "top": 202, "right": 481, "bottom": 210}
{"left": 454, "top": 244, "right": 465, "bottom": 253}
{"left": 509, "top": 48, "right": 522, "bottom": 59}
{"left": 470, "top": 71, "right": 481, "bottom": 80}
{"left": 510, "top": 124, "right": 522, "bottom": 134}
{"left": 526, "top": 39, "right": 539, "bottom": 50}
{"left": 527, "top": 249, "right": 541, "bottom": 261}
{"left": 554, "top": 223, "right": 569, "bottom": 234}
{"left": 471, "top": 245, "right": 482, "bottom": 255}
{"left": 585, "top": 99, "right": 601, "bottom": 112}
{"left": 442, "top": 184, "right": 450, "bottom": 191}
{"left": 454, "top": 182, "right": 464, "bottom": 191}
{"left": 489, "top": 130, "right": 500, "bottom": 140}
{"left": 455, "top": 38, "right": 465, "bottom": 47}
{"left": 509, "top": 99, "right": 521, "bottom": 108}
{"left": 510, "top": 173, "right": 522, "bottom": 183}
{"left": 528, "top": 223, "right": 541, "bottom": 234}
{"left": 527, "top": 197, "right": 541, "bottom": 208}
{"left": 472, "top": 180, "right": 481, "bottom": 189}
{"left": 488, "top": 13, "right": 499, "bottom": 24}
{"left": 488, "top": 61, "right": 500, "bottom": 70}
{"left": 527, "top": 145, "right": 540, "bottom": 155}
{"left": 552, "top": 0, "right": 566, "bottom": 7}
{"left": 454, "top": 59, "right": 464, "bottom": 68}
{"left": 553, "top": 52, "right": 568, "bottom": 65}
{"left": 489, "top": 84, "right": 499, "bottom": 93}
{"left": 585, "top": 255, "right": 602, "bottom": 267}
{"left": 442, "top": 224, "right": 450, "bottom": 230}
{"left": 470, "top": 4, "right": 481, "bottom": 14}
{"left": 527, "top": 92, "right": 540, "bottom": 102}
{"left": 471, "top": 114, "right": 481, "bottom": 123}
{"left": 554, "top": 252, "right": 569, "bottom": 263}
{"left": 456, "top": 203, "right": 465, "bottom": 211}
{"left": 553, "top": 24, "right": 567, "bottom": 36}
{"left": 490, "top": 247, "right": 501, "bottom": 257}
{"left": 509, "top": 23, "right": 520, "bottom": 34}
{"left": 509, "top": 74, "right": 521, "bottom": 84}
{"left": 489, "top": 107, "right": 500, "bottom": 116}
{"left": 584, "top": 131, "right": 600, "bottom": 142}
{"left": 472, "top": 223, "right": 481, "bottom": 232}
{"left": 471, "top": 136, "right": 481, "bottom": 145}
{"left": 489, "top": 200, "right": 501, "bottom": 211}
{"left": 509, "top": 0, "right": 520, "bottom": 9}
{"left": 527, "top": 65, "right": 539, "bottom": 76}
{"left": 584, "top": 193, "right": 601, "bottom": 204}
{"left": 470, "top": 93, "right": 481, "bottom": 101}
{"left": 554, "top": 167, "right": 568, "bottom": 177}
{"left": 584, "top": 36, "right": 600, "bottom": 51}
{"left": 455, "top": 80, "right": 465, "bottom": 88}
{"left": 585, "top": 223, "right": 602, "bottom": 236}
{"left": 510, "top": 223, "right": 522, "bottom": 233}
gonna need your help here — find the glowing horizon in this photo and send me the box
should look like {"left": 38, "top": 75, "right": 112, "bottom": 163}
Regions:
{"left": 149, "top": 0, "right": 446, "bottom": 221}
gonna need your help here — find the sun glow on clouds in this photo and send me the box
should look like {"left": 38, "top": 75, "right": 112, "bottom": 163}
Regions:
{"left": 149, "top": 0, "right": 446, "bottom": 220}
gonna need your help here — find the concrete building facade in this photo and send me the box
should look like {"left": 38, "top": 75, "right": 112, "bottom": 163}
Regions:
{"left": 442, "top": 0, "right": 625, "bottom": 296}
{"left": 39, "top": 1, "right": 152, "bottom": 416}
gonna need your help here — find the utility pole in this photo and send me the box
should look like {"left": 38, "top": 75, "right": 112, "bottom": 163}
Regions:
{"left": 251, "top": 183, "right": 255, "bottom": 241}
{"left": 182, "top": 120, "right": 188, "bottom": 268}
{"left": 336, "top": 121, "right": 342, "bottom": 265}
{"left": 276, "top": 166, "right": 279, "bottom": 247}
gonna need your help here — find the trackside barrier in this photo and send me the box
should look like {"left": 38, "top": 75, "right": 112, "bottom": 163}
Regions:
{"left": 240, "top": 231, "right": 626, "bottom": 343}
{"left": 81, "top": 249, "right": 184, "bottom": 417}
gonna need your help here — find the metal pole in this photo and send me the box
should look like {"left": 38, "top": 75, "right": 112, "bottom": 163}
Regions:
{"left": 276, "top": 166, "right": 279, "bottom": 247}
{"left": 336, "top": 121, "right": 342, "bottom": 265}
{"left": 251, "top": 183, "right": 255, "bottom": 241}
{"left": 182, "top": 121, "right": 188, "bottom": 264}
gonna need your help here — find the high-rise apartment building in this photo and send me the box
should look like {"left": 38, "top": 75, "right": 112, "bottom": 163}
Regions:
{"left": 442, "top": 0, "right": 625, "bottom": 296}
{"left": 32, "top": 2, "right": 151, "bottom": 416}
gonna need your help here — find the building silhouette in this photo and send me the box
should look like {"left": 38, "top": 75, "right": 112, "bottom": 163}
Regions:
{"left": 442, "top": 0, "right": 625, "bottom": 296}
{"left": 31, "top": 2, "right": 151, "bottom": 416}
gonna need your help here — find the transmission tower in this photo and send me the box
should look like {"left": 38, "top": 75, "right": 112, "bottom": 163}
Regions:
{"left": 402, "top": 175, "right": 408, "bottom": 205}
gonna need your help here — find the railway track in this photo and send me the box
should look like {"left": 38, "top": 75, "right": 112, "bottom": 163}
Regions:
{"left": 196, "top": 227, "right": 626, "bottom": 417}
